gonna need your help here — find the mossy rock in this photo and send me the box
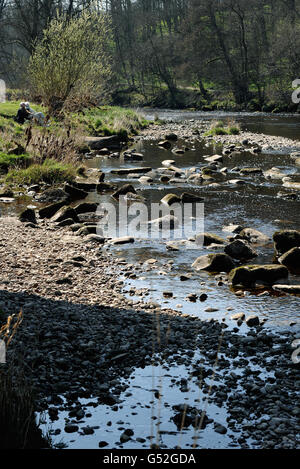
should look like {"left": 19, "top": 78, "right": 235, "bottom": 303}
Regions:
{"left": 229, "top": 264, "right": 289, "bottom": 287}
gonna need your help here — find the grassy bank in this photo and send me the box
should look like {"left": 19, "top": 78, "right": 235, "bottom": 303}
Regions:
{"left": 0, "top": 101, "right": 149, "bottom": 187}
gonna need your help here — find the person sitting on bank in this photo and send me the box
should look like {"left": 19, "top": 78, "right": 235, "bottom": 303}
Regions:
{"left": 25, "top": 102, "right": 46, "bottom": 126}
{"left": 15, "top": 102, "right": 31, "bottom": 124}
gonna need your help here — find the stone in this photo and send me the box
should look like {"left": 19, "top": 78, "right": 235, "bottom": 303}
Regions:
{"left": 148, "top": 214, "right": 179, "bottom": 230}
{"left": 214, "top": 423, "right": 227, "bottom": 434}
{"left": 204, "top": 154, "right": 223, "bottom": 163}
{"left": 240, "top": 167, "right": 263, "bottom": 175}
{"left": 224, "top": 239, "right": 257, "bottom": 260}
{"left": 162, "top": 160, "right": 175, "bottom": 167}
{"left": 240, "top": 228, "right": 269, "bottom": 244}
{"left": 273, "top": 230, "right": 300, "bottom": 255}
{"left": 264, "top": 167, "right": 286, "bottom": 180}
{"left": 97, "top": 182, "right": 117, "bottom": 192}
{"left": 64, "top": 424, "right": 79, "bottom": 433}
{"left": 165, "top": 133, "right": 178, "bottom": 141}
{"left": 228, "top": 265, "right": 289, "bottom": 287}
{"left": 222, "top": 224, "right": 244, "bottom": 234}
{"left": 76, "top": 225, "right": 98, "bottom": 236}
{"left": 194, "top": 232, "right": 225, "bottom": 247}
{"left": 111, "top": 167, "right": 152, "bottom": 175}
{"left": 64, "top": 183, "right": 88, "bottom": 201}
{"left": 192, "top": 253, "right": 235, "bottom": 273}
{"left": 36, "top": 188, "right": 69, "bottom": 204}
{"left": 246, "top": 315, "right": 260, "bottom": 327}
{"left": 56, "top": 218, "right": 74, "bottom": 227}
{"left": 51, "top": 206, "right": 79, "bottom": 224}
{"left": 158, "top": 140, "right": 172, "bottom": 149}
{"left": 124, "top": 152, "right": 144, "bottom": 161}
{"left": 39, "top": 202, "right": 66, "bottom": 219}
{"left": 83, "top": 234, "right": 105, "bottom": 244}
{"left": 138, "top": 176, "right": 153, "bottom": 184}
{"left": 180, "top": 192, "right": 204, "bottom": 203}
{"left": 84, "top": 135, "right": 123, "bottom": 150}
{"left": 161, "top": 193, "right": 181, "bottom": 206}
{"left": 272, "top": 285, "right": 300, "bottom": 294}
{"left": 231, "top": 313, "right": 245, "bottom": 321}
{"left": 278, "top": 247, "right": 300, "bottom": 274}
{"left": 19, "top": 208, "right": 37, "bottom": 224}
{"left": 74, "top": 202, "right": 98, "bottom": 214}
{"left": 110, "top": 236, "right": 135, "bottom": 245}
{"left": 112, "top": 184, "right": 136, "bottom": 199}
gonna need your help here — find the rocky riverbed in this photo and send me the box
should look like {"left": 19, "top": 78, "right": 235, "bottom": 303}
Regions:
{"left": 0, "top": 217, "right": 299, "bottom": 449}
{"left": 1, "top": 111, "right": 300, "bottom": 449}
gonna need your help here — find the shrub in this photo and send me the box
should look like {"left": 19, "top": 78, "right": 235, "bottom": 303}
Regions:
{"left": 29, "top": 11, "right": 112, "bottom": 114}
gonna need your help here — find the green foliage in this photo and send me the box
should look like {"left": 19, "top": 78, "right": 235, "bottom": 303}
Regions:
{"left": 205, "top": 119, "right": 240, "bottom": 136}
{"left": 29, "top": 11, "right": 112, "bottom": 111}
{"left": 228, "top": 126, "right": 240, "bottom": 135}
{"left": 0, "top": 153, "right": 32, "bottom": 173}
{"left": 4, "top": 159, "right": 77, "bottom": 185}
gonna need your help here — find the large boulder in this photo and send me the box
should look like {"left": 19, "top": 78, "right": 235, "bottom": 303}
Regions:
{"left": 278, "top": 247, "right": 300, "bottom": 274}
{"left": 64, "top": 183, "right": 88, "bottom": 201}
{"left": 19, "top": 208, "right": 37, "bottom": 224}
{"left": 39, "top": 201, "right": 66, "bottom": 219}
{"left": 84, "top": 135, "right": 123, "bottom": 151}
{"left": 224, "top": 239, "right": 257, "bottom": 260}
{"left": 74, "top": 202, "right": 98, "bottom": 215}
{"left": 194, "top": 233, "right": 225, "bottom": 247}
{"left": 97, "top": 182, "right": 117, "bottom": 193}
{"left": 192, "top": 253, "right": 235, "bottom": 273}
{"left": 229, "top": 264, "right": 289, "bottom": 287}
{"left": 273, "top": 230, "right": 300, "bottom": 255}
{"left": 36, "top": 188, "right": 69, "bottom": 204}
{"left": 161, "top": 193, "right": 181, "bottom": 206}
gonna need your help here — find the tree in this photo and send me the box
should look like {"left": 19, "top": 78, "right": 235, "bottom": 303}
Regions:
{"left": 28, "top": 8, "right": 112, "bottom": 113}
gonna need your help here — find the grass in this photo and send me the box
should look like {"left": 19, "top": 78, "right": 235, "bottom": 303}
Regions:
{"left": 0, "top": 101, "right": 46, "bottom": 118}
{"left": 71, "top": 105, "right": 149, "bottom": 138}
{"left": 204, "top": 119, "right": 240, "bottom": 136}
{"left": 4, "top": 158, "right": 77, "bottom": 185}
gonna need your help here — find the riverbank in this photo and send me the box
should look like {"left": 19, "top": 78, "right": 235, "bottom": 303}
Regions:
{"left": 0, "top": 217, "right": 299, "bottom": 449}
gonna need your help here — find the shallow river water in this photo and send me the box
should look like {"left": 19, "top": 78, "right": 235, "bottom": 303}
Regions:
{"left": 2, "top": 110, "right": 300, "bottom": 449}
